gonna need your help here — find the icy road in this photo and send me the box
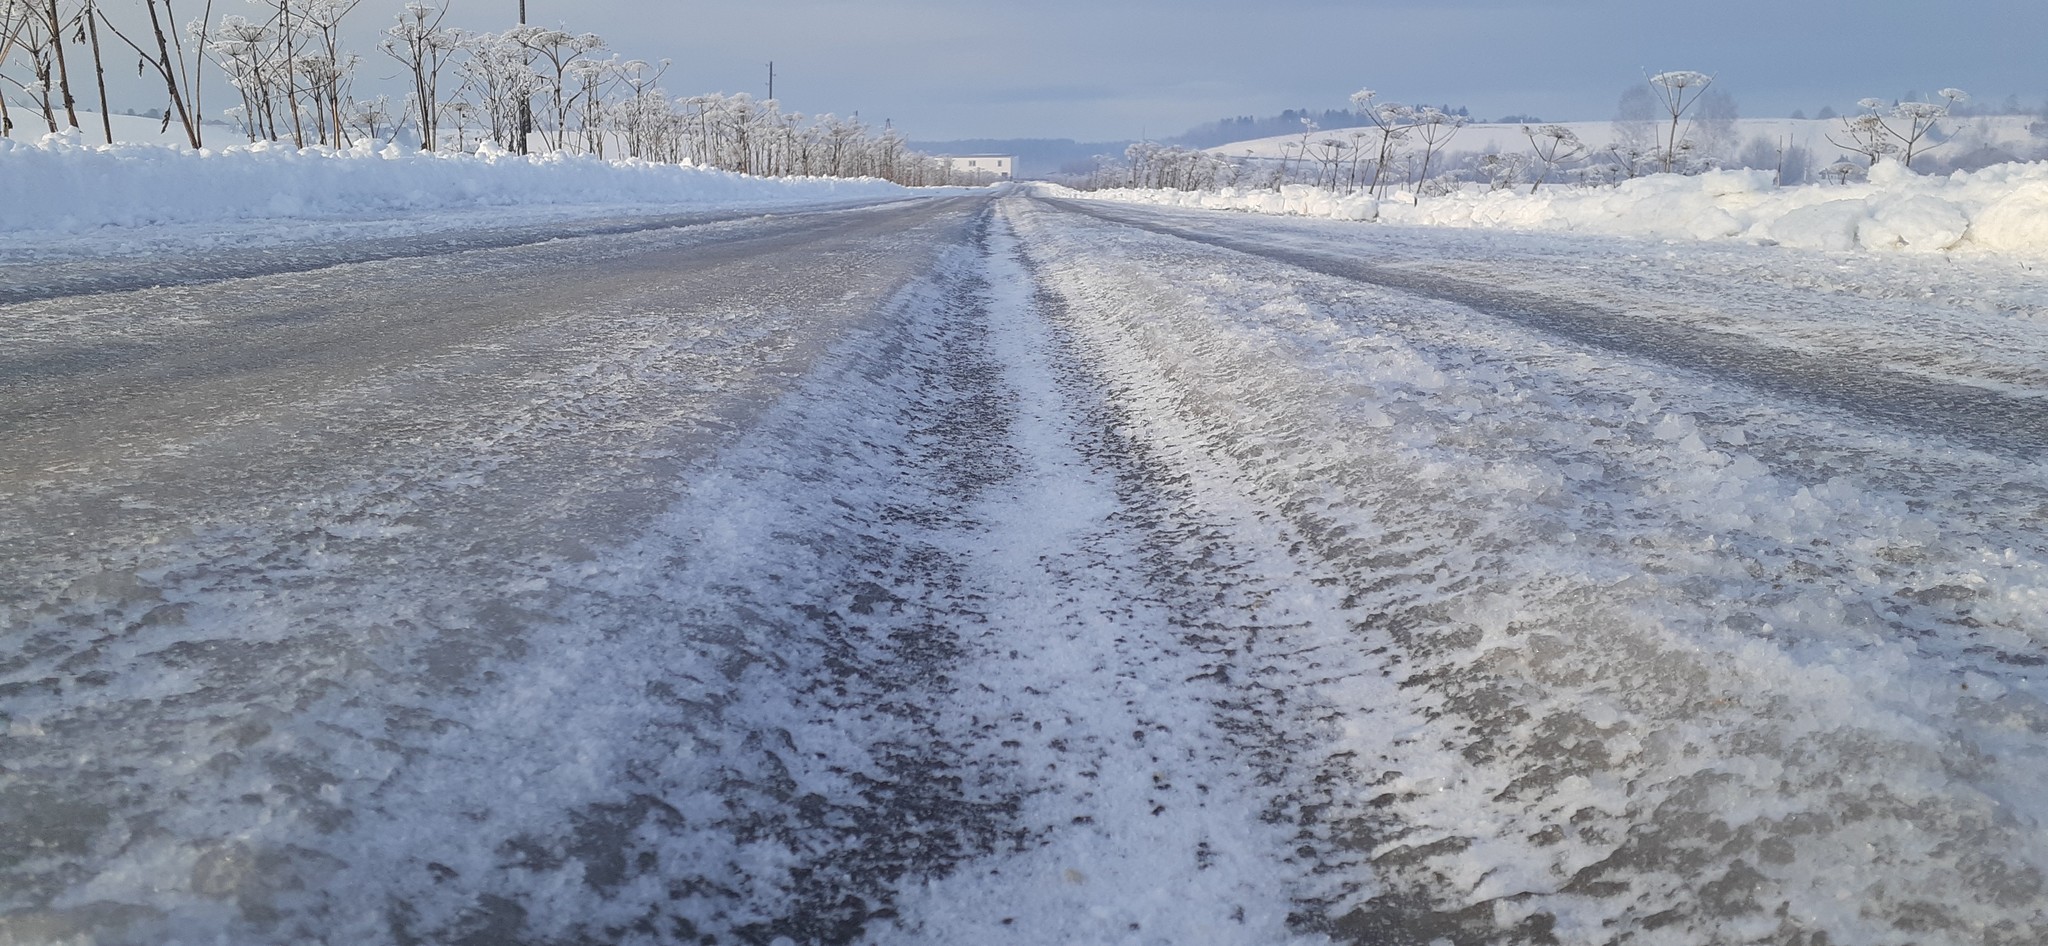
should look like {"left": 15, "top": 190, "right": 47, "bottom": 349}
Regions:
{"left": 3, "top": 192, "right": 2047, "bottom": 946}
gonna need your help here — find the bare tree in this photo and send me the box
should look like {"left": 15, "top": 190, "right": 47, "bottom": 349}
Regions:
{"left": 36, "top": 0, "right": 76, "bottom": 129}
{"left": 64, "top": 0, "right": 115, "bottom": 141}
{"left": 142, "top": 0, "right": 215, "bottom": 145}
{"left": 98, "top": 0, "right": 203, "bottom": 146}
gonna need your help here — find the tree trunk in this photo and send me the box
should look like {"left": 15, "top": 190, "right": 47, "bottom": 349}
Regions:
{"left": 279, "top": 0, "right": 304, "bottom": 147}
{"left": 0, "top": 18, "right": 20, "bottom": 138}
{"left": 172, "top": 0, "right": 211, "bottom": 148}
{"left": 33, "top": 53, "right": 58, "bottom": 132}
{"left": 141, "top": 0, "right": 201, "bottom": 148}
{"left": 42, "top": 0, "right": 79, "bottom": 130}
{"left": 85, "top": 0, "right": 113, "bottom": 143}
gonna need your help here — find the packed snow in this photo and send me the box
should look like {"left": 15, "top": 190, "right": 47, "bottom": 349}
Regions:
{"left": 4, "top": 152, "right": 2046, "bottom": 945}
{"left": 1006, "top": 197, "right": 2048, "bottom": 944}
{"left": 1054, "top": 158, "right": 2048, "bottom": 258}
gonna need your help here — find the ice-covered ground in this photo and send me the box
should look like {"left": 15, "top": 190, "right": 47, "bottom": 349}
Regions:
{"left": 1018, "top": 198, "right": 2048, "bottom": 943}
{"left": 1056, "top": 158, "right": 2048, "bottom": 258}
{"left": 3, "top": 182, "right": 2045, "bottom": 945}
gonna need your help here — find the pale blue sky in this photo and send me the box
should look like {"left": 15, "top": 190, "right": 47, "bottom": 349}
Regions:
{"left": 90, "top": 0, "right": 2048, "bottom": 141}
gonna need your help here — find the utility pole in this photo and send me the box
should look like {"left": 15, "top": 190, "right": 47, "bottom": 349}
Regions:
{"left": 766, "top": 61, "right": 775, "bottom": 101}
{"left": 517, "top": 0, "right": 531, "bottom": 154}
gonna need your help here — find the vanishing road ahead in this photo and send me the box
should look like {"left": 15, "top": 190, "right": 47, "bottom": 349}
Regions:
{"left": 5, "top": 192, "right": 2046, "bottom": 946}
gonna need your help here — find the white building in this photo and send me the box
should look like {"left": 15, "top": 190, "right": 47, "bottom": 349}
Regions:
{"left": 945, "top": 154, "right": 1015, "bottom": 181}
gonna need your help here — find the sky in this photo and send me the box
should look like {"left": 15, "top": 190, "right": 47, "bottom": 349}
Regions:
{"left": 53, "top": 0, "right": 2048, "bottom": 143}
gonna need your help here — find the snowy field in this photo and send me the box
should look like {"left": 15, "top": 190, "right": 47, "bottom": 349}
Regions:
{"left": 2, "top": 150, "right": 2046, "bottom": 946}
{"left": 1056, "top": 158, "right": 2048, "bottom": 258}
{"left": 1215, "top": 114, "right": 2046, "bottom": 167}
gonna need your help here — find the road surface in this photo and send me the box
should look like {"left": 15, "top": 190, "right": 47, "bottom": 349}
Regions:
{"left": 3, "top": 192, "right": 2045, "bottom": 945}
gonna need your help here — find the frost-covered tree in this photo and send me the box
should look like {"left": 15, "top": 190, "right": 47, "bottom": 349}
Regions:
{"left": 456, "top": 28, "right": 542, "bottom": 152}
{"left": 1478, "top": 150, "right": 1531, "bottom": 191}
{"left": 1307, "top": 135, "right": 1351, "bottom": 189}
{"left": 2, "top": 1, "right": 950, "bottom": 182}
{"left": 0, "top": 1, "right": 21, "bottom": 135}
{"left": 297, "top": 0, "right": 363, "bottom": 147}
{"left": 1830, "top": 106, "right": 1897, "bottom": 167}
{"left": 1408, "top": 106, "right": 1466, "bottom": 202}
{"left": 207, "top": 14, "right": 275, "bottom": 140}
{"left": 0, "top": 0, "right": 95, "bottom": 134}
{"left": 1351, "top": 88, "right": 1413, "bottom": 197}
{"left": 1826, "top": 88, "right": 1968, "bottom": 168}
{"left": 379, "top": 1, "right": 458, "bottom": 149}
{"left": 513, "top": 26, "right": 602, "bottom": 152}
{"left": 345, "top": 89, "right": 391, "bottom": 141}
{"left": 1647, "top": 70, "right": 1712, "bottom": 173}
{"left": 1522, "top": 123, "right": 1586, "bottom": 191}
{"left": 608, "top": 57, "right": 670, "bottom": 160}
{"left": 0, "top": 0, "right": 60, "bottom": 134}
{"left": 202, "top": 1, "right": 364, "bottom": 148}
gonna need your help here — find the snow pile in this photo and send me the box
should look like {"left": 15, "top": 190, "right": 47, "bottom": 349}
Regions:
{"left": 0, "top": 132, "right": 947, "bottom": 237}
{"left": 1057, "top": 160, "right": 2048, "bottom": 257}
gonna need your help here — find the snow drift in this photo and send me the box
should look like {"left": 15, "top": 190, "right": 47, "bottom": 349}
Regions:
{"left": 0, "top": 132, "right": 949, "bottom": 238}
{"left": 1057, "top": 160, "right": 2048, "bottom": 258}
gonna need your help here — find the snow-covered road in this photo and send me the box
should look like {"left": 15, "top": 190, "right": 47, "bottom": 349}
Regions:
{"left": 3, "top": 193, "right": 2044, "bottom": 946}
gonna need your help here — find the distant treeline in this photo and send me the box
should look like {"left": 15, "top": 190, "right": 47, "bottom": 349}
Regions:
{"left": 1174, "top": 106, "right": 1477, "bottom": 149}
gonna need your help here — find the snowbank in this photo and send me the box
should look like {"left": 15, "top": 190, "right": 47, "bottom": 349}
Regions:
{"left": 0, "top": 132, "right": 952, "bottom": 239}
{"left": 1057, "top": 160, "right": 2048, "bottom": 258}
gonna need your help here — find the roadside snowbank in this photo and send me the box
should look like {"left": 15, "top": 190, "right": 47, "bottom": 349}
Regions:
{"left": 1057, "top": 160, "right": 2048, "bottom": 257}
{"left": 0, "top": 132, "right": 952, "bottom": 238}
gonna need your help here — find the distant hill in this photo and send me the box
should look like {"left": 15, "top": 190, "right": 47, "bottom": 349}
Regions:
{"left": 911, "top": 138, "right": 1133, "bottom": 178}
{"left": 1174, "top": 106, "right": 1476, "bottom": 150}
